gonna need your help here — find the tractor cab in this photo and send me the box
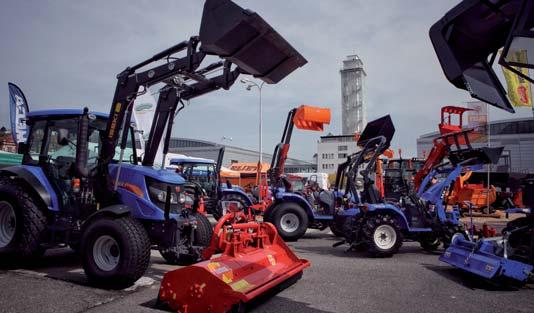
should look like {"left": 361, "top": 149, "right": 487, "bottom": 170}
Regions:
{"left": 169, "top": 157, "right": 217, "bottom": 195}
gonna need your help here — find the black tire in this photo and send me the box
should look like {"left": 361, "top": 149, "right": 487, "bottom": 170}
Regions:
{"left": 329, "top": 224, "right": 344, "bottom": 237}
{"left": 0, "top": 177, "right": 47, "bottom": 259}
{"left": 419, "top": 233, "right": 442, "bottom": 251}
{"left": 81, "top": 216, "right": 150, "bottom": 289}
{"left": 159, "top": 213, "right": 213, "bottom": 265}
{"left": 442, "top": 224, "right": 467, "bottom": 249}
{"left": 268, "top": 202, "right": 308, "bottom": 242}
{"left": 362, "top": 214, "right": 403, "bottom": 257}
{"left": 214, "top": 193, "right": 249, "bottom": 220}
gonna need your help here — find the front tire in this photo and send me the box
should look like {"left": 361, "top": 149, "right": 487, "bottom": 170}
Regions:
{"left": 159, "top": 213, "right": 213, "bottom": 265}
{"left": 362, "top": 214, "right": 402, "bottom": 257}
{"left": 81, "top": 216, "right": 150, "bottom": 289}
{"left": 268, "top": 202, "right": 308, "bottom": 241}
{"left": 0, "top": 178, "right": 47, "bottom": 259}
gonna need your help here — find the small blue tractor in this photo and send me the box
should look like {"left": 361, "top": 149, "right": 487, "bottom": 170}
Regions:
{"left": 168, "top": 147, "right": 255, "bottom": 220}
{"left": 331, "top": 115, "right": 504, "bottom": 257}
{"left": 0, "top": 0, "right": 306, "bottom": 287}
{"left": 430, "top": 0, "right": 534, "bottom": 285}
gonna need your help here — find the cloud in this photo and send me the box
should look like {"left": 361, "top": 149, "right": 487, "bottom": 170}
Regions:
{"left": 0, "top": 0, "right": 531, "bottom": 161}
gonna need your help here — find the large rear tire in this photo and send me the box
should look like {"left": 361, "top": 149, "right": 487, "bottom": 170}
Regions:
{"left": 268, "top": 202, "right": 308, "bottom": 242}
{"left": 0, "top": 177, "right": 47, "bottom": 259}
{"left": 159, "top": 213, "right": 213, "bottom": 265}
{"left": 81, "top": 216, "right": 150, "bottom": 289}
{"left": 362, "top": 214, "right": 403, "bottom": 257}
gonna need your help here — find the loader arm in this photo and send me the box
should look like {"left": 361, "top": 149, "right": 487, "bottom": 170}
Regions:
{"left": 89, "top": 0, "right": 307, "bottom": 202}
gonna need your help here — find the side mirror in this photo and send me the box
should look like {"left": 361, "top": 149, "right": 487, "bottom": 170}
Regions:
{"left": 17, "top": 142, "right": 29, "bottom": 155}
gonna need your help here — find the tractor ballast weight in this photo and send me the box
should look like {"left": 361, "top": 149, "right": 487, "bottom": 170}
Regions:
{"left": 199, "top": 0, "right": 307, "bottom": 84}
{"left": 158, "top": 209, "right": 310, "bottom": 313}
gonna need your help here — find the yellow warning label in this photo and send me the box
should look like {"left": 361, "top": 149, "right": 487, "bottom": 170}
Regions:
{"left": 114, "top": 102, "right": 122, "bottom": 113}
{"left": 230, "top": 279, "right": 254, "bottom": 293}
{"left": 267, "top": 254, "right": 276, "bottom": 266}
{"left": 222, "top": 272, "right": 233, "bottom": 284}
{"left": 207, "top": 262, "right": 220, "bottom": 272}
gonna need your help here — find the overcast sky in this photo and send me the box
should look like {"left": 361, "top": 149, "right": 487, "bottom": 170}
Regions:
{"left": 1, "top": 0, "right": 532, "bottom": 160}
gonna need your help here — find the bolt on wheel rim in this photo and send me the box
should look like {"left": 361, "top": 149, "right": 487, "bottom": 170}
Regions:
{"left": 280, "top": 213, "right": 299, "bottom": 233}
{"left": 0, "top": 201, "right": 16, "bottom": 248}
{"left": 93, "top": 235, "right": 120, "bottom": 271}
{"left": 373, "top": 224, "right": 396, "bottom": 250}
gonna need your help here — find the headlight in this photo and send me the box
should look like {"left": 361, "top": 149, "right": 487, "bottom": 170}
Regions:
{"left": 146, "top": 177, "right": 183, "bottom": 212}
{"left": 148, "top": 186, "right": 179, "bottom": 204}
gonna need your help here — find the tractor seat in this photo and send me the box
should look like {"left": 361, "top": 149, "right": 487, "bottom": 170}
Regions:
{"left": 318, "top": 190, "right": 336, "bottom": 214}
{"left": 362, "top": 185, "right": 383, "bottom": 204}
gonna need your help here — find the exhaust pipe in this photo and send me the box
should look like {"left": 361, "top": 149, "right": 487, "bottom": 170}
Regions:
{"left": 76, "top": 107, "right": 90, "bottom": 178}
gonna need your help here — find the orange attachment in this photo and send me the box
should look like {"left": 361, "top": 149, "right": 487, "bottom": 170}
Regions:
{"left": 158, "top": 212, "right": 310, "bottom": 313}
{"left": 293, "top": 105, "right": 331, "bottom": 131}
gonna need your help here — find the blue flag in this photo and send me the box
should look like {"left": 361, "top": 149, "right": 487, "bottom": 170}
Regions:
{"left": 8, "top": 82, "right": 30, "bottom": 145}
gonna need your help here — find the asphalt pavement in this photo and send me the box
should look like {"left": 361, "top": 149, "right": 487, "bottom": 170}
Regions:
{"left": 1, "top": 217, "right": 534, "bottom": 313}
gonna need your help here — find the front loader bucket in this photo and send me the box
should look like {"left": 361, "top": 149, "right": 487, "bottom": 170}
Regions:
{"left": 200, "top": 0, "right": 307, "bottom": 84}
{"left": 448, "top": 146, "right": 504, "bottom": 166}
{"left": 440, "top": 235, "right": 533, "bottom": 283}
{"left": 159, "top": 221, "right": 309, "bottom": 313}
{"left": 357, "top": 115, "right": 395, "bottom": 149}
{"left": 293, "top": 105, "right": 331, "bottom": 131}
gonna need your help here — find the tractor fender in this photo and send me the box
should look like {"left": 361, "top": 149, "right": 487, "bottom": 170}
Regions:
{"left": 364, "top": 203, "right": 410, "bottom": 230}
{"left": 265, "top": 192, "right": 314, "bottom": 222}
{"left": 220, "top": 189, "right": 254, "bottom": 206}
{"left": 81, "top": 205, "right": 132, "bottom": 232}
{"left": 0, "top": 166, "right": 57, "bottom": 211}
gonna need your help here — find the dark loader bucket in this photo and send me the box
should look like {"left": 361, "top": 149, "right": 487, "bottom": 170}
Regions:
{"left": 199, "top": 0, "right": 307, "bottom": 84}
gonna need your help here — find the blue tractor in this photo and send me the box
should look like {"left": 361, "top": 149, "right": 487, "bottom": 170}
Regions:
{"left": 0, "top": 0, "right": 306, "bottom": 287}
{"left": 430, "top": 0, "right": 534, "bottom": 284}
{"left": 168, "top": 148, "right": 255, "bottom": 220}
{"left": 331, "top": 115, "right": 504, "bottom": 257}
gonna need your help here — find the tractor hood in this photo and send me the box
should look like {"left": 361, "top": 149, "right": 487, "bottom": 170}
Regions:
{"left": 429, "top": 0, "right": 533, "bottom": 113}
{"left": 199, "top": 0, "right": 307, "bottom": 83}
{"left": 109, "top": 163, "right": 185, "bottom": 185}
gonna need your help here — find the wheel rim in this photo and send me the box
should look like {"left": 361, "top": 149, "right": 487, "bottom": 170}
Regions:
{"left": 280, "top": 213, "right": 300, "bottom": 233}
{"left": 92, "top": 235, "right": 120, "bottom": 271}
{"left": 373, "top": 224, "right": 397, "bottom": 250}
{"left": 0, "top": 201, "right": 16, "bottom": 248}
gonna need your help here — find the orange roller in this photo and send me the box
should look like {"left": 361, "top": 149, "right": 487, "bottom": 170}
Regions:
{"left": 158, "top": 211, "right": 310, "bottom": 313}
{"left": 292, "top": 105, "right": 331, "bottom": 131}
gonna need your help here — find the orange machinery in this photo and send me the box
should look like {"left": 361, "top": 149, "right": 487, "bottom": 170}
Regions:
{"left": 414, "top": 106, "right": 477, "bottom": 191}
{"left": 158, "top": 204, "right": 310, "bottom": 313}
{"left": 448, "top": 170, "right": 497, "bottom": 213}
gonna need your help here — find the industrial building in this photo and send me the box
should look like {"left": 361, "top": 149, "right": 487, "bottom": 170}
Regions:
{"left": 168, "top": 137, "right": 316, "bottom": 173}
{"left": 316, "top": 134, "right": 359, "bottom": 174}
{"left": 340, "top": 55, "right": 366, "bottom": 135}
{"left": 416, "top": 117, "right": 534, "bottom": 174}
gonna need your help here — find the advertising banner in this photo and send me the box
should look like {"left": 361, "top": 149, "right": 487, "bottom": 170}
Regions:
{"left": 8, "top": 83, "right": 29, "bottom": 146}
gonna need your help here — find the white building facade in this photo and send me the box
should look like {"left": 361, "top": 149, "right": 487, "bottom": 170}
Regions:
{"left": 317, "top": 135, "right": 359, "bottom": 174}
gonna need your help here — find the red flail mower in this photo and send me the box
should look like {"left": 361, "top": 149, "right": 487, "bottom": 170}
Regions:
{"left": 158, "top": 202, "right": 310, "bottom": 313}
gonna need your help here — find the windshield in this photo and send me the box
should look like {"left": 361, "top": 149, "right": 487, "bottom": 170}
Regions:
{"left": 175, "top": 162, "right": 217, "bottom": 191}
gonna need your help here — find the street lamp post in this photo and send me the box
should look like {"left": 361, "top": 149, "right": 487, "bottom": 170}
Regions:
{"left": 241, "top": 78, "right": 265, "bottom": 196}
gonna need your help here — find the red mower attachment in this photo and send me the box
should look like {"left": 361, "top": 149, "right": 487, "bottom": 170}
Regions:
{"left": 158, "top": 203, "right": 310, "bottom": 313}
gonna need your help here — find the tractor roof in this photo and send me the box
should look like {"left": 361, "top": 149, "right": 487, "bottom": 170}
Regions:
{"left": 26, "top": 109, "right": 108, "bottom": 119}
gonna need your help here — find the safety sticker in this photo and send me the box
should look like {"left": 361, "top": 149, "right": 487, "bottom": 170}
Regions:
{"left": 267, "top": 254, "right": 276, "bottom": 266}
{"left": 230, "top": 279, "right": 255, "bottom": 293}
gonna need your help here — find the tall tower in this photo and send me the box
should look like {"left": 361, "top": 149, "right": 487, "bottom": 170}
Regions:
{"left": 340, "top": 55, "right": 366, "bottom": 135}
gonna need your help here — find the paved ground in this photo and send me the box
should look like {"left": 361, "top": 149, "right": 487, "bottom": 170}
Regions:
{"left": 1, "top": 216, "right": 534, "bottom": 313}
